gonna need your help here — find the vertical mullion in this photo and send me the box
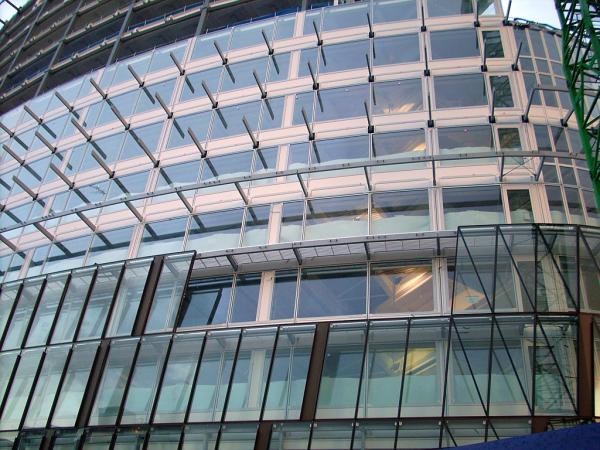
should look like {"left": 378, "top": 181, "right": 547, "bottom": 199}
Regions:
{"left": 149, "top": 334, "right": 175, "bottom": 424}
{"left": 133, "top": 256, "right": 164, "bottom": 336}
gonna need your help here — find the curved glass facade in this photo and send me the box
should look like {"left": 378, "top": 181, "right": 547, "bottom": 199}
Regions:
{"left": 0, "top": 0, "right": 599, "bottom": 449}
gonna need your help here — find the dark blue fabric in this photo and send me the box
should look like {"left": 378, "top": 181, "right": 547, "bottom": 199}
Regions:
{"left": 453, "top": 423, "right": 600, "bottom": 449}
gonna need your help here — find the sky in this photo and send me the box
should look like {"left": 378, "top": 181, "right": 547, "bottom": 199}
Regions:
{"left": 500, "top": 0, "right": 561, "bottom": 28}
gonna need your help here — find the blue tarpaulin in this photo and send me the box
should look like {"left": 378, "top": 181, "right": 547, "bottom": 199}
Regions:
{"left": 454, "top": 423, "right": 600, "bottom": 449}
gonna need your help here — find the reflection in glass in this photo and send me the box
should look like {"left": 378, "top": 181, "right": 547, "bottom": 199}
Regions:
{"left": 26, "top": 273, "right": 68, "bottom": 347}
{"left": 305, "top": 196, "right": 368, "bottom": 240}
{"left": 2, "top": 278, "right": 44, "bottom": 350}
{"left": 371, "top": 190, "right": 430, "bottom": 234}
{"left": 374, "top": 34, "right": 419, "bottom": 65}
{"left": 186, "top": 209, "right": 243, "bottom": 253}
{"left": 270, "top": 270, "right": 298, "bottom": 320}
{"left": 178, "top": 277, "right": 233, "bottom": 328}
{"left": 0, "top": 351, "right": 18, "bottom": 409}
{"left": 86, "top": 226, "right": 134, "bottom": 264}
{"left": 431, "top": 29, "right": 479, "bottom": 59}
{"left": 372, "top": 79, "right": 422, "bottom": 114}
{"left": 279, "top": 201, "right": 304, "bottom": 242}
{"left": 146, "top": 428, "right": 181, "bottom": 450}
{"left": 242, "top": 205, "right": 270, "bottom": 247}
{"left": 427, "top": 0, "right": 473, "bottom": 17}
{"left": 508, "top": 190, "right": 534, "bottom": 223}
{"left": 370, "top": 263, "right": 434, "bottom": 314}
{"left": 138, "top": 217, "right": 188, "bottom": 257}
{"left": 230, "top": 274, "right": 261, "bottom": 323}
{"left": 51, "top": 341, "right": 99, "bottom": 427}
{"left": 434, "top": 74, "right": 487, "bottom": 108}
{"left": 0, "top": 283, "right": 21, "bottom": 339}
{"left": 443, "top": 186, "right": 504, "bottom": 229}
{"left": 181, "top": 425, "right": 218, "bottom": 450}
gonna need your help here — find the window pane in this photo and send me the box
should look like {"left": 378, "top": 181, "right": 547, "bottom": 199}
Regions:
{"left": 431, "top": 29, "right": 479, "bottom": 59}
{"left": 322, "top": 2, "right": 368, "bottom": 31}
{"left": 319, "top": 41, "right": 369, "bottom": 73}
{"left": 435, "top": 74, "right": 487, "bottom": 108}
{"left": 51, "top": 341, "right": 99, "bottom": 427}
{"left": 230, "top": 273, "right": 261, "bottom": 324}
{"left": 353, "top": 422, "right": 396, "bottom": 450}
{"left": 139, "top": 217, "right": 188, "bottom": 257}
{"left": 316, "top": 322, "right": 366, "bottom": 419}
{"left": 372, "top": 79, "right": 422, "bottom": 114}
{"left": 280, "top": 201, "right": 304, "bottom": 242}
{"left": 145, "top": 253, "right": 194, "bottom": 334}
{"left": 24, "top": 273, "right": 67, "bottom": 347}
{"left": 299, "top": 266, "right": 367, "bottom": 318}
{"left": 113, "top": 429, "right": 146, "bottom": 450}
{"left": 146, "top": 428, "right": 181, "bottom": 450}
{"left": 51, "top": 268, "right": 96, "bottom": 344}
{"left": 491, "top": 75, "right": 514, "bottom": 107}
{"left": 305, "top": 196, "right": 368, "bottom": 240}
{"left": 315, "top": 84, "right": 370, "bottom": 122}
{"left": 88, "top": 338, "right": 138, "bottom": 426}
{"left": 242, "top": 205, "right": 270, "bottom": 247}
{"left": 483, "top": 30, "right": 504, "bottom": 57}
{"left": 78, "top": 263, "right": 123, "bottom": 340}
{"left": 439, "top": 125, "right": 494, "bottom": 166}
{"left": 0, "top": 351, "right": 19, "bottom": 409}
{"left": 201, "top": 151, "right": 253, "bottom": 183}
{"left": 357, "top": 321, "right": 408, "bottom": 418}
{"left": 186, "top": 209, "right": 243, "bottom": 252}
{"left": 0, "top": 348, "right": 43, "bottom": 431}
{"left": 166, "top": 112, "right": 211, "bottom": 149}
{"left": 371, "top": 190, "right": 430, "bottom": 234}
{"left": 427, "top": 0, "right": 473, "bottom": 16}
{"left": 0, "top": 283, "right": 20, "bottom": 338}
{"left": 221, "top": 58, "right": 268, "bottom": 92}
{"left": 263, "top": 325, "right": 314, "bottom": 421}
{"left": 181, "top": 425, "right": 218, "bottom": 450}
{"left": 443, "top": 186, "right": 504, "bottom": 229}
{"left": 225, "top": 327, "right": 277, "bottom": 421}
{"left": 269, "top": 423, "right": 310, "bottom": 450}
{"left": 180, "top": 67, "right": 222, "bottom": 103}
{"left": 106, "top": 258, "right": 152, "bottom": 337}
{"left": 374, "top": 0, "right": 417, "bottom": 22}
{"left": 370, "top": 262, "right": 434, "bottom": 315}
{"left": 23, "top": 345, "right": 70, "bottom": 428}
{"left": 546, "top": 185, "right": 567, "bottom": 223}
{"left": 210, "top": 101, "right": 260, "bottom": 140}
{"left": 508, "top": 190, "right": 534, "bottom": 223}
{"left": 270, "top": 270, "right": 298, "bottom": 320}
{"left": 81, "top": 430, "right": 113, "bottom": 450}
{"left": 178, "top": 277, "right": 233, "bottom": 328}
{"left": 2, "top": 277, "right": 44, "bottom": 350}
{"left": 373, "top": 34, "right": 420, "bottom": 66}
{"left": 153, "top": 332, "right": 204, "bottom": 423}
{"left": 218, "top": 424, "right": 257, "bottom": 450}
{"left": 121, "top": 335, "right": 170, "bottom": 424}
{"left": 87, "top": 226, "right": 134, "bottom": 265}
{"left": 189, "top": 330, "right": 240, "bottom": 422}
{"left": 565, "top": 187, "right": 585, "bottom": 224}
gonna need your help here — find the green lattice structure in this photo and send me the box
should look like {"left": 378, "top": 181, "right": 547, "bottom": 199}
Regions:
{"left": 555, "top": 0, "right": 600, "bottom": 208}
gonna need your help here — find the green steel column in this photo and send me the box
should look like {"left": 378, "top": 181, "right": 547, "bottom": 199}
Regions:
{"left": 555, "top": 0, "right": 600, "bottom": 208}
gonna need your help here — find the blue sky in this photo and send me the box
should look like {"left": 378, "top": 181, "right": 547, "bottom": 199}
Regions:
{"left": 500, "top": 0, "right": 561, "bottom": 28}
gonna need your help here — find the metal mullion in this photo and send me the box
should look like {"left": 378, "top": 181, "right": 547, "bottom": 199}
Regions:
{"left": 0, "top": 281, "right": 24, "bottom": 349}
{"left": 75, "top": 339, "right": 110, "bottom": 428}
{"left": 218, "top": 328, "right": 244, "bottom": 424}
{"left": 170, "top": 251, "right": 197, "bottom": 332}
{"left": 258, "top": 325, "right": 281, "bottom": 421}
{"left": 44, "top": 344, "right": 75, "bottom": 429}
{"left": 149, "top": 334, "right": 175, "bottom": 424}
{"left": 100, "top": 262, "right": 128, "bottom": 340}
{"left": 576, "top": 226, "right": 581, "bottom": 312}
{"left": 16, "top": 347, "right": 48, "bottom": 431}
{"left": 73, "top": 266, "right": 99, "bottom": 342}
{"left": 19, "top": 276, "right": 48, "bottom": 350}
{"left": 115, "top": 337, "right": 144, "bottom": 426}
{"left": 46, "top": 272, "right": 72, "bottom": 346}
{"left": 350, "top": 322, "right": 371, "bottom": 449}
{"left": 133, "top": 256, "right": 165, "bottom": 336}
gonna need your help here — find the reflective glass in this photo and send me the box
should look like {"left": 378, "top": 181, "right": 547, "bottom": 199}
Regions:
{"left": 438, "top": 125, "right": 494, "bottom": 166}
{"left": 201, "top": 151, "right": 253, "bottom": 182}
{"left": 106, "top": 258, "right": 153, "bottom": 337}
{"left": 508, "top": 190, "right": 534, "bottom": 223}
{"left": 51, "top": 341, "right": 99, "bottom": 427}
{"left": 230, "top": 274, "right": 261, "bottom": 324}
{"left": 374, "top": 0, "right": 417, "bottom": 22}
{"left": 319, "top": 40, "right": 369, "bottom": 73}
{"left": 189, "top": 330, "right": 240, "bottom": 422}
{"left": 156, "top": 161, "right": 201, "bottom": 189}
{"left": 316, "top": 322, "right": 367, "bottom": 419}
{"left": 270, "top": 270, "right": 298, "bottom": 320}
{"left": 431, "top": 29, "right": 479, "bottom": 59}
{"left": 81, "top": 430, "right": 113, "bottom": 450}
{"left": 181, "top": 425, "right": 218, "bottom": 450}
{"left": 146, "top": 428, "right": 181, "bottom": 450}
{"left": 241, "top": 205, "right": 270, "bottom": 247}
{"left": 374, "top": 34, "right": 420, "bottom": 65}
{"left": 546, "top": 185, "right": 567, "bottom": 223}
{"left": 352, "top": 421, "right": 397, "bottom": 449}
{"left": 427, "top": 0, "right": 473, "bottom": 16}
{"left": 2, "top": 277, "right": 44, "bottom": 350}
{"left": 230, "top": 19, "right": 275, "bottom": 50}
{"left": 280, "top": 201, "right": 304, "bottom": 242}
{"left": 14, "top": 431, "right": 44, "bottom": 450}
{"left": 51, "top": 268, "right": 96, "bottom": 344}
{"left": 210, "top": 101, "right": 260, "bottom": 140}
{"left": 89, "top": 338, "right": 138, "bottom": 426}
{"left": 372, "top": 79, "right": 422, "bottom": 114}
{"left": 299, "top": 266, "right": 367, "bottom": 318}
{"left": 218, "top": 424, "right": 257, "bottom": 450}
{"left": 112, "top": 429, "right": 146, "bottom": 450}
{"left": 305, "top": 195, "right": 368, "bottom": 240}
{"left": 220, "top": 58, "right": 267, "bottom": 92}
{"left": 484, "top": 30, "right": 504, "bottom": 57}
{"left": 322, "top": 2, "right": 368, "bottom": 30}
{"left": 443, "top": 186, "right": 504, "bottom": 229}
{"left": 370, "top": 262, "right": 434, "bottom": 315}
{"left": 491, "top": 75, "right": 514, "bottom": 107}
{"left": 167, "top": 111, "right": 211, "bottom": 149}
{"left": 180, "top": 67, "right": 222, "bottom": 103}
{"left": 121, "top": 335, "right": 170, "bottom": 424}
{"left": 186, "top": 209, "right": 243, "bottom": 252}
{"left": 310, "top": 422, "right": 353, "bottom": 450}
{"left": 263, "top": 325, "right": 314, "bottom": 420}
{"left": 0, "top": 283, "right": 21, "bottom": 339}
{"left": 192, "top": 29, "right": 231, "bottom": 60}
{"left": 0, "top": 348, "right": 43, "bottom": 431}
{"left": 138, "top": 217, "right": 188, "bottom": 257}
{"left": 78, "top": 263, "right": 124, "bottom": 340}
{"left": 23, "top": 345, "right": 70, "bottom": 428}
{"left": 178, "top": 277, "right": 233, "bottom": 328}
{"left": 44, "top": 234, "right": 92, "bottom": 274}
{"left": 135, "top": 79, "right": 176, "bottom": 114}
{"left": 268, "top": 423, "right": 310, "bottom": 450}
{"left": 153, "top": 333, "right": 204, "bottom": 423}
{"left": 371, "top": 190, "right": 430, "bottom": 234}
{"left": 52, "top": 430, "right": 83, "bottom": 450}
{"left": 434, "top": 74, "right": 487, "bottom": 108}
{"left": 145, "top": 253, "right": 194, "bottom": 333}
{"left": 0, "top": 351, "right": 18, "bottom": 408}
{"left": 314, "top": 84, "right": 370, "bottom": 122}
{"left": 87, "top": 226, "right": 134, "bottom": 265}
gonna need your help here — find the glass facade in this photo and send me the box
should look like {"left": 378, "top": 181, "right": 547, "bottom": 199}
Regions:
{"left": 0, "top": 0, "right": 598, "bottom": 448}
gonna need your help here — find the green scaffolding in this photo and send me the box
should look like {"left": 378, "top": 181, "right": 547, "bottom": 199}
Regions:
{"left": 555, "top": 0, "right": 600, "bottom": 208}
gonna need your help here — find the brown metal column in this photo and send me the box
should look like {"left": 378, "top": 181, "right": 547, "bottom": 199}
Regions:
{"left": 578, "top": 313, "right": 594, "bottom": 418}
{"left": 132, "top": 256, "right": 164, "bottom": 336}
{"left": 300, "top": 321, "right": 329, "bottom": 421}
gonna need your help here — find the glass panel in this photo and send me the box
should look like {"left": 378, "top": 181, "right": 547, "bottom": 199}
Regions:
{"left": 299, "top": 266, "right": 367, "bottom": 318}
{"left": 23, "top": 345, "right": 70, "bottom": 428}
{"left": 401, "top": 318, "right": 448, "bottom": 417}
{"left": 189, "top": 330, "right": 240, "bottom": 422}
{"left": 209, "top": 101, "right": 260, "bottom": 140}
{"left": 269, "top": 423, "right": 310, "bottom": 450}
{"left": 546, "top": 185, "right": 567, "bottom": 223}
{"left": 51, "top": 341, "right": 99, "bottom": 427}
{"left": 201, "top": 152, "right": 253, "bottom": 183}
{"left": 181, "top": 425, "right": 218, "bottom": 450}
{"left": 81, "top": 431, "right": 113, "bottom": 450}
{"left": 2, "top": 277, "right": 44, "bottom": 350}
{"left": 52, "top": 267, "right": 95, "bottom": 340}
{"left": 146, "top": 428, "right": 181, "bottom": 450}
{"left": 305, "top": 195, "right": 367, "bottom": 240}
{"left": 178, "top": 277, "right": 233, "bottom": 328}
{"left": 371, "top": 190, "right": 430, "bottom": 234}
{"left": 242, "top": 205, "right": 270, "bottom": 247}
{"left": 0, "top": 351, "right": 19, "bottom": 408}
{"left": 374, "top": 0, "right": 417, "bottom": 22}
{"left": 565, "top": 187, "right": 585, "bottom": 224}
{"left": 316, "top": 322, "right": 366, "bottom": 419}
{"left": 0, "top": 348, "right": 43, "bottom": 431}
{"left": 138, "top": 217, "right": 188, "bottom": 257}
{"left": 263, "top": 325, "right": 314, "bottom": 421}
{"left": 53, "top": 430, "right": 83, "bottom": 450}
{"left": 352, "top": 421, "right": 397, "bottom": 450}
{"left": 427, "top": 0, "right": 473, "bottom": 16}
{"left": 373, "top": 34, "right": 420, "bottom": 65}
{"left": 322, "top": 2, "right": 368, "bottom": 30}
{"left": 87, "top": 226, "right": 134, "bottom": 265}
{"left": 121, "top": 335, "right": 170, "bottom": 424}
{"left": 106, "top": 258, "right": 153, "bottom": 337}
{"left": 310, "top": 422, "right": 353, "bottom": 450}
{"left": 180, "top": 67, "right": 222, "bottom": 103}
{"left": 314, "top": 84, "right": 370, "bottom": 122}
{"left": 370, "top": 262, "right": 434, "bottom": 315}
{"left": 145, "top": 253, "right": 194, "bottom": 333}
{"left": 0, "top": 283, "right": 20, "bottom": 338}
{"left": 358, "top": 321, "right": 408, "bottom": 418}
{"left": 280, "top": 201, "right": 304, "bottom": 242}
{"left": 88, "top": 338, "right": 138, "bottom": 426}
{"left": 484, "top": 30, "right": 504, "bottom": 57}
{"left": 26, "top": 273, "right": 69, "bottom": 347}
{"left": 77, "top": 263, "right": 123, "bottom": 340}
{"left": 508, "top": 190, "right": 534, "bottom": 223}
{"left": 270, "top": 269, "right": 298, "bottom": 320}
{"left": 443, "top": 186, "right": 505, "bottom": 229}
{"left": 395, "top": 420, "right": 440, "bottom": 448}
{"left": 225, "top": 327, "right": 277, "bottom": 421}
{"left": 166, "top": 111, "right": 211, "bottom": 149}
{"left": 14, "top": 432, "right": 44, "bottom": 450}
{"left": 431, "top": 29, "right": 479, "bottom": 59}
{"left": 372, "top": 79, "right": 422, "bottom": 114}
{"left": 218, "top": 423, "right": 257, "bottom": 450}
{"left": 230, "top": 273, "right": 261, "bottom": 324}
{"left": 220, "top": 58, "right": 268, "bottom": 92}
{"left": 491, "top": 75, "right": 514, "bottom": 107}
{"left": 319, "top": 40, "right": 369, "bottom": 73}
{"left": 153, "top": 333, "right": 204, "bottom": 423}
{"left": 113, "top": 429, "right": 146, "bottom": 450}
{"left": 434, "top": 74, "right": 487, "bottom": 108}
{"left": 186, "top": 209, "right": 243, "bottom": 252}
